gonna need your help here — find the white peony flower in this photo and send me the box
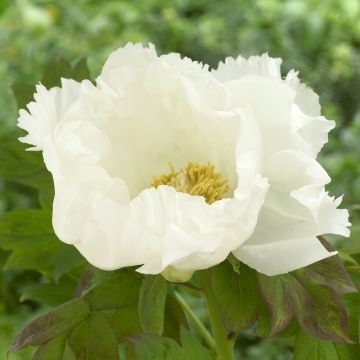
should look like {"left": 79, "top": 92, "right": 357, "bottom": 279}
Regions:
{"left": 17, "top": 44, "right": 350, "bottom": 279}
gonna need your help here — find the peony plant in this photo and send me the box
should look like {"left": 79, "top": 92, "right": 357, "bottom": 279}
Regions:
{"left": 7, "top": 44, "right": 358, "bottom": 359}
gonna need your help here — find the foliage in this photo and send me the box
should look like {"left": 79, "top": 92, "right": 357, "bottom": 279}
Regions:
{"left": 0, "top": 0, "right": 359, "bottom": 359}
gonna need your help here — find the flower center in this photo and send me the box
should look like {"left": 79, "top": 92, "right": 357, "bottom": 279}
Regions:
{"left": 151, "top": 162, "right": 229, "bottom": 204}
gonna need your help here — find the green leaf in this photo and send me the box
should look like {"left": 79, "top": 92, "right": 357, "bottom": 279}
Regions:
{"left": 0, "top": 133, "right": 55, "bottom": 209}
{"left": 68, "top": 312, "right": 119, "bottom": 360}
{"left": 341, "top": 224, "right": 360, "bottom": 255}
{"left": 180, "top": 329, "right": 213, "bottom": 360}
{"left": 84, "top": 270, "right": 141, "bottom": 310}
{"left": 71, "top": 58, "right": 91, "bottom": 82}
{"left": 42, "top": 58, "right": 72, "bottom": 89}
{"left": 52, "top": 246, "right": 85, "bottom": 281}
{"left": 259, "top": 271, "right": 352, "bottom": 343}
{"left": 127, "top": 332, "right": 213, "bottom": 360}
{"left": 62, "top": 343, "right": 77, "bottom": 360}
{"left": 297, "top": 247, "right": 356, "bottom": 294}
{"left": 339, "top": 252, "right": 359, "bottom": 266}
{"left": 291, "top": 281, "right": 352, "bottom": 343}
{"left": 112, "top": 304, "right": 142, "bottom": 342}
{"left": 342, "top": 292, "right": 360, "bottom": 341}
{"left": 40, "top": 56, "right": 91, "bottom": 90}
{"left": 257, "top": 274, "right": 294, "bottom": 336}
{"left": 211, "top": 261, "right": 261, "bottom": 333}
{"left": 20, "top": 276, "right": 76, "bottom": 307}
{"left": 127, "top": 335, "right": 183, "bottom": 360}
{"left": 0, "top": 135, "right": 52, "bottom": 191}
{"left": 138, "top": 275, "right": 168, "bottom": 335}
{"left": 254, "top": 298, "right": 299, "bottom": 338}
{"left": 163, "top": 294, "right": 189, "bottom": 342}
{"left": 11, "top": 82, "right": 36, "bottom": 110}
{"left": 32, "top": 333, "right": 68, "bottom": 360}
{"left": 38, "top": 186, "right": 55, "bottom": 210}
{"left": 294, "top": 330, "right": 359, "bottom": 360}
{"left": 11, "top": 298, "right": 90, "bottom": 351}
{"left": 0, "top": 209, "right": 84, "bottom": 277}
{"left": 73, "top": 265, "right": 96, "bottom": 297}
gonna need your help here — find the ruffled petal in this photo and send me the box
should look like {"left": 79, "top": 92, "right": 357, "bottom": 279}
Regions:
{"left": 213, "top": 53, "right": 282, "bottom": 81}
{"left": 285, "top": 69, "right": 321, "bottom": 116}
{"left": 17, "top": 79, "right": 82, "bottom": 150}
{"left": 292, "top": 187, "right": 350, "bottom": 237}
{"left": 97, "top": 42, "right": 157, "bottom": 94}
{"left": 291, "top": 104, "right": 335, "bottom": 156}
{"left": 134, "top": 175, "right": 267, "bottom": 274}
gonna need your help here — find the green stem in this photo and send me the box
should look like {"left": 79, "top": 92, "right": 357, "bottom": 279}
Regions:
{"left": 174, "top": 291, "right": 216, "bottom": 353}
{"left": 200, "top": 271, "right": 235, "bottom": 360}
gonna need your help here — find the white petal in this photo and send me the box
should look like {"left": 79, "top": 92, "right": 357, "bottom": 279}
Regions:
{"left": 232, "top": 203, "right": 336, "bottom": 275}
{"left": 97, "top": 42, "right": 157, "bottom": 94}
{"left": 291, "top": 104, "right": 335, "bottom": 156}
{"left": 265, "top": 149, "right": 330, "bottom": 192}
{"left": 292, "top": 187, "right": 351, "bottom": 237}
{"left": 234, "top": 235, "right": 336, "bottom": 276}
{"left": 285, "top": 69, "right": 321, "bottom": 116}
{"left": 226, "top": 76, "right": 297, "bottom": 158}
{"left": 17, "top": 80, "right": 83, "bottom": 150}
{"left": 132, "top": 175, "right": 267, "bottom": 274}
{"left": 75, "top": 199, "right": 157, "bottom": 270}
{"left": 213, "top": 53, "right": 282, "bottom": 82}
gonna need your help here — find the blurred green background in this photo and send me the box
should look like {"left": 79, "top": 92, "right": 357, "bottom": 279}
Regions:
{"left": 0, "top": 0, "right": 359, "bottom": 359}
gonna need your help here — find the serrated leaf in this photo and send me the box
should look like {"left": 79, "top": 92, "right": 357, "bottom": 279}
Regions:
{"left": 68, "top": 312, "right": 119, "bottom": 360}
{"left": 84, "top": 270, "right": 141, "bottom": 310}
{"left": 71, "top": 58, "right": 91, "bottom": 82}
{"left": 294, "top": 330, "right": 359, "bottom": 360}
{"left": 11, "top": 298, "right": 90, "bottom": 351}
{"left": 11, "top": 82, "right": 36, "bottom": 110}
{"left": 42, "top": 58, "right": 72, "bottom": 89}
{"left": 211, "top": 261, "right": 261, "bottom": 333}
{"left": 139, "top": 275, "right": 168, "bottom": 335}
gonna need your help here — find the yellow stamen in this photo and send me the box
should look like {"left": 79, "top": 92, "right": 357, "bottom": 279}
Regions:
{"left": 151, "top": 162, "right": 229, "bottom": 204}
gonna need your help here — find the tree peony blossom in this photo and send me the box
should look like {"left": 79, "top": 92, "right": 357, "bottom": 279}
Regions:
{"left": 17, "top": 43, "right": 350, "bottom": 279}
